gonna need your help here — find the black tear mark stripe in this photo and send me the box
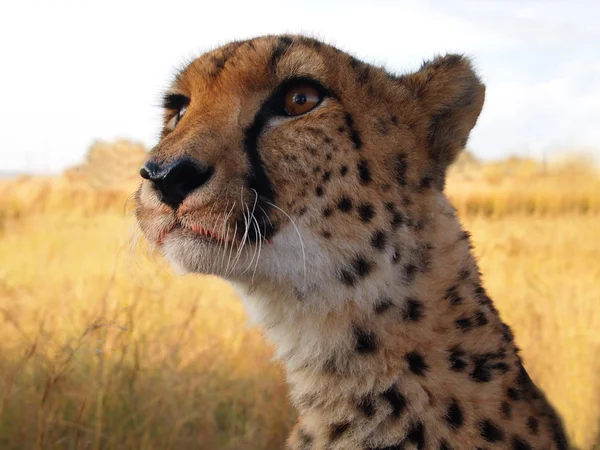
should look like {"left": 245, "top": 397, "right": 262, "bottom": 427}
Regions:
{"left": 243, "top": 109, "right": 277, "bottom": 242}
{"left": 242, "top": 73, "right": 334, "bottom": 241}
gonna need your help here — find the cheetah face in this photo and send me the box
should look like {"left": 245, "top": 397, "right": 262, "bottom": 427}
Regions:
{"left": 135, "top": 35, "right": 484, "bottom": 292}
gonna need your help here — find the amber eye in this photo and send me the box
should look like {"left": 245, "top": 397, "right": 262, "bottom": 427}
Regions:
{"left": 284, "top": 85, "right": 322, "bottom": 116}
{"left": 176, "top": 105, "right": 187, "bottom": 124}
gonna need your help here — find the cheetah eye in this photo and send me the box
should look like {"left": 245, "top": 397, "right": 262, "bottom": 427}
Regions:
{"left": 175, "top": 105, "right": 187, "bottom": 125}
{"left": 284, "top": 84, "right": 322, "bottom": 116}
{"left": 163, "top": 93, "right": 190, "bottom": 131}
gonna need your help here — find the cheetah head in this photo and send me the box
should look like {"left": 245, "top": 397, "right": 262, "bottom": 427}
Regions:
{"left": 135, "top": 35, "right": 484, "bottom": 301}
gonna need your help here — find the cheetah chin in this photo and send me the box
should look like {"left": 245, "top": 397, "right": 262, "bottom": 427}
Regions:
{"left": 135, "top": 35, "right": 569, "bottom": 450}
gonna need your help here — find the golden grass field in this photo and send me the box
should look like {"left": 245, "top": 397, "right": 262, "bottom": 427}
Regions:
{"left": 0, "top": 142, "right": 599, "bottom": 449}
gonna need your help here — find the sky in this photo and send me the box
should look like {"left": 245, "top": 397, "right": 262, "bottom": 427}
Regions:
{"left": 0, "top": 0, "right": 598, "bottom": 174}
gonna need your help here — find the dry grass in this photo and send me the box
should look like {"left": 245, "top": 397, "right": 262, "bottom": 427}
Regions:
{"left": 0, "top": 147, "right": 599, "bottom": 449}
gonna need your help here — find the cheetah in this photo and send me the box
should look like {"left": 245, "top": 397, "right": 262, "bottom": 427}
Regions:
{"left": 135, "top": 35, "right": 569, "bottom": 449}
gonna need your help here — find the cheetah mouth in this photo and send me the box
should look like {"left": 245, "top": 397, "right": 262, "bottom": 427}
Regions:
{"left": 155, "top": 217, "right": 274, "bottom": 247}
{"left": 157, "top": 220, "right": 230, "bottom": 246}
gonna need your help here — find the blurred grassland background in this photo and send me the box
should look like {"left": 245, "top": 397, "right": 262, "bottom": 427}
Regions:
{"left": 0, "top": 140, "right": 599, "bottom": 449}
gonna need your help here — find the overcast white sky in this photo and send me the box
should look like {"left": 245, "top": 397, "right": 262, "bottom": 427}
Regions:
{"left": 1, "top": 0, "right": 598, "bottom": 173}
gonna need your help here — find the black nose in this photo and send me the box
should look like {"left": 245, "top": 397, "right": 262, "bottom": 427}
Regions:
{"left": 140, "top": 157, "right": 214, "bottom": 209}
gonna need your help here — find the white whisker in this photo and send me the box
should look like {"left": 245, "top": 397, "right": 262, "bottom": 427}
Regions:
{"left": 264, "top": 200, "right": 307, "bottom": 287}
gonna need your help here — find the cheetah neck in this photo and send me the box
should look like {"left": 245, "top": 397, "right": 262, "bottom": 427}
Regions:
{"left": 237, "top": 200, "right": 519, "bottom": 410}
{"left": 233, "top": 196, "right": 569, "bottom": 449}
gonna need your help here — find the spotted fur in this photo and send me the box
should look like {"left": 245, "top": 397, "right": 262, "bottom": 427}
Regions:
{"left": 135, "top": 35, "right": 569, "bottom": 450}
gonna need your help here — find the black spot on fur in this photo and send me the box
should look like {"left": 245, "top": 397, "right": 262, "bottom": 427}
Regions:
{"left": 391, "top": 212, "right": 404, "bottom": 230}
{"left": 501, "top": 401, "right": 512, "bottom": 419}
{"left": 438, "top": 440, "right": 453, "bottom": 450}
{"left": 385, "top": 202, "right": 395, "bottom": 212}
{"left": 404, "top": 264, "right": 418, "bottom": 283}
{"left": 354, "top": 257, "right": 372, "bottom": 277}
{"left": 329, "top": 422, "right": 350, "bottom": 441}
{"left": 340, "top": 257, "right": 372, "bottom": 286}
{"left": 381, "top": 385, "right": 407, "bottom": 418}
{"left": 358, "top": 396, "right": 376, "bottom": 417}
{"left": 374, "top": 297, "right": 393, "bottom": 314}
{"left": 455, "top": 316, "right": 474, "bottom": 330}
{"left": 471, "top": 357, "right": 493, "bottom": 383}
{"left": 511, "top": 436, "right": 532, "bottom": 450}
{"left": 475, "top": 311, "right": 489, "bottom": 326}
{"left": 448, "top": 347, "right": 468, "bottom": 372}
{"left": 395, "top": 153, "right": 408, "bottom": 186}
{"left": 354, "top": 325, "right": 378, "bottom": 354}
{"left": 322, "top": 171, "right": 331, "bottom": 182}
{"left": 493, "top": 362, "right": 510, "bottom": 373}
{"left": 501, "top": 323, "right": 515, "bottom": 343}
{"left": 405, "top": 351, "right": 429, "bottom": 376}
{"left": 323, "top": 207, "right": 333, "bottom": 217}
{"left": 445, "top": 399, "right": 464, "bottom": 430}
{"left": 371, "top": 230, "right": 387, "bottom": 250}
{"left": 479, "top": 419, "right": 505, "bottom": 442}
{"left": 419, "top": 176, "right": 433, "bottom": 190}
{"left": 337, "top": 196, "right": 353, "bottom": 212}
{"left": 345, "top": 113, "right": 362, "bottom": 149}
{"left": 340, "top": 165, "right": 348, "bottom": 176}
{"left": 322, "top": 231, "right": 332, "bottom": 239}
{"left": 358, "top": 159, "right": 372, "bottom": 184}
{"left": 315, "top": 186, "right": 324, "bottom": 196}
{"left": 507, "top": 387, "right": 521, "bottom": 401}
{"left": 390, "top": 115, "right": 398, "bottom": 125}
{"left": 475, "top": 286, "right": 495, "bottom": 308}
{"left": 445, "top": 286, "right": 462, "bottom": 306}
{"left": 407, "top": 421, "right": 425, "bottom": 450}
{"left": 402, "top": 298, "right": 424, "bottom": 322}
{"left": 340, "top": 269, "right": 355, "bottom": 286}
{"left": 526, "top": 417, "right": 538, "bottom": 435}
{"left": 358, "top": 203, "right": 375, "bottom": 222}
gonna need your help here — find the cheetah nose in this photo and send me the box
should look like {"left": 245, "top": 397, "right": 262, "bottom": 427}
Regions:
{"left": 140, "top": 157, "right": 214, "bottom": 209}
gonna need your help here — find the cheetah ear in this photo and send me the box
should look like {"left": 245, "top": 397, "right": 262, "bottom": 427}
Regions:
{"left": 400, "top": 54, "right": 485, "bottom": 186}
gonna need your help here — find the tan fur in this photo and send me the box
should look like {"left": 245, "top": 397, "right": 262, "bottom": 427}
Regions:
{"left": 135, "top": 35, "right": 569, "bottom": 449}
